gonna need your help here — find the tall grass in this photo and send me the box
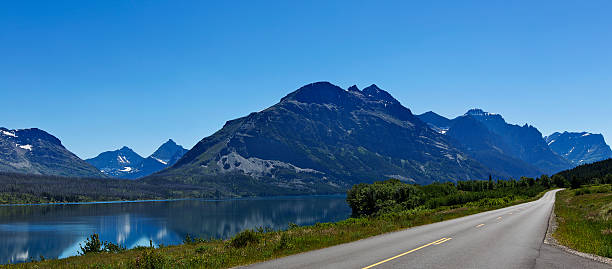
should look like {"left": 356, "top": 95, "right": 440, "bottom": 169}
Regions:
{"left": 554, "top": 184, "right": 612, "bottom": 258}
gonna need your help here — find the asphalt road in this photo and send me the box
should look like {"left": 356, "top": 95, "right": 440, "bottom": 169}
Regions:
{"left": 246, "top": 190, "right": 610, "bottom": 269}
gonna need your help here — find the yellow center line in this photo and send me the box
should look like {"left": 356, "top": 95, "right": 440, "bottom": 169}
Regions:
{"left": 433, "top": 237, "right": 452, "bottom": 245}
{"left": 476, "top": 223, "right": 485, "bottom": 228}
{"left": 362, "top": 237, "right": 452, "bottom": 269}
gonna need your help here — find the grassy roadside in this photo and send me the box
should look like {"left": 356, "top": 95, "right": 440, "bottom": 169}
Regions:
{"left": 553, "top": 184, "right": 612, "bottom": 258}
{"left": 3, "top": 189, "right": 550, "bottom": 269}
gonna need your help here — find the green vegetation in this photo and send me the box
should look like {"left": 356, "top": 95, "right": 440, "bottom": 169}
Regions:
{"left": 0, "top": 172, "right": 214, "bottom": 204}
{"left": 347, "top": 177, "right": 549, "bottom": 217}
{"left": 78, "top": 234, "right": 127, "bottom": 255}
{"left": 554, "top": 185, "right": 612, "bottom": 258}
{"left": 4, "top": 176, "right": 554, "bottom": 269}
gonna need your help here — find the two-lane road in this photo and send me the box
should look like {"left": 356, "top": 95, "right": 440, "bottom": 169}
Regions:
{"left": 246, "top": 190, "right": 610, "bottom": 268}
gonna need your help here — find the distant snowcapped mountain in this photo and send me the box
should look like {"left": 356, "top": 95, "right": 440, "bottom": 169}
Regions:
{"left": 131, "top": 139, "right": 189, "bottom": 178}
{"left": 545, "top": 132, "right": 612, "bottom": 165}
{"left": 0, "top": 127, "right": 104, "bottom": 177}
{"left": 86, "top": 139, "right": 188, "bottom": 179}
{"left": 418, "top": 109, "right": 572, "bottom": 177}
{"left": 85, "top": 146, "right": 145, "bottom": 178}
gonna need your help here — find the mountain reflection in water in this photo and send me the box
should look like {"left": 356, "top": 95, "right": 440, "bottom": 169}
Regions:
{"left": 0, "top": 195, "right": 350, "bottom": 264}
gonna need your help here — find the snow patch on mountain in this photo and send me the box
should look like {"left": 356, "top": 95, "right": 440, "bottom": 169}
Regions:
{"left": 117, "top": 156, "right": 130, "bottom": 164}
{"left": 2, "top": 130, "right": 17, "bottom": 137}
{"left": 17, "top": 144, "right": 32, "bottom": 151}
{"left": 119, "top": 167, "right": 133, "bottom": 172}
{"left": 152, "top": 157, "right": 167, "bottom": 165}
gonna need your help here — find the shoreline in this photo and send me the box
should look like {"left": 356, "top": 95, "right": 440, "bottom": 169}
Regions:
{"left": 0, "top": 193, "right": 347, "bottom": 207}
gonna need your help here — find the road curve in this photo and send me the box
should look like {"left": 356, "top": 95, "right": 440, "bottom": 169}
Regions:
{"left": 245, "top": 190, "right": 610, "bottom": 269}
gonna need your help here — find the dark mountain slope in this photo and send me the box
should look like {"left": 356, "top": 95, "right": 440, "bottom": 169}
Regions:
{"left": 417, "top": 111, "right": 452, "bottom": 133}
{"left": 0, "top": 127, "right": 104, "bottom": 178}
{"left": 445, "top": 116, "right": 543, "bottom": 178}
{"left": 417, "top": 109, "right": 572, "bottom": 176}
{"left": 148, "top": 82, "right": 491, "bottom": 196}
{"left": 462, "top": 109, "right": 572, "bottom": 174}
{"left": 150, "top": 139, "right": 189, "bottom": 166}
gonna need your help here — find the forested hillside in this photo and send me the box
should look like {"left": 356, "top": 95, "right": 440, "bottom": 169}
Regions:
{"left": 556, "top": 158, "right": 612, "bottom": 182}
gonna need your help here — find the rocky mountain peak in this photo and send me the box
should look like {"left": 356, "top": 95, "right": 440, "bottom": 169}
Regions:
{"left": 281, "top": 81, "right": 347, "bottom": 105}
{"left": 347, "top": 85, "right": 360, "bottom": 92}
{"left": 362, "top": 84, "right": 399, "bottom": 104}
{"left": 151, "top": 139, "right": 187, "bottom": 163}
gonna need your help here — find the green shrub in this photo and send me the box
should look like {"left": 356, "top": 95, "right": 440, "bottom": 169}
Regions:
{"left": 594, "top": 185, "right": 612, "bottom": 193}
{"left": 103, "top": 241, "right": 126, "bottom": 253}
{"left": 575, "top": 188, "right": 591, "bottom": 196}
{"left": 183, "top": 234, "right": 206, "bottom": 244}
{"left": 131, "top": 249, "right": 168, "bottom": 269}
{"left": 79, "top": 234, "right": 103, "bottom": 255}
{"left": 347, "top": 179, "right": 423, "bottom": 217}
{"left": 276, "top": 233, "right": 293, "bottom": 250}
{"left": 195, "top": 245, "right": 212, "bottom": 254}
{"left": 230, "top": 229, "right": 260, "bottom": 248}
{"left": 575, "top": 185, "right": 611, "bottom": 196}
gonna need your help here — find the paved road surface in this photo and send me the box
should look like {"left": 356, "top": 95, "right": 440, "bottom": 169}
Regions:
{"left": 246, "top": 190, "right": 610, "bottom": 268}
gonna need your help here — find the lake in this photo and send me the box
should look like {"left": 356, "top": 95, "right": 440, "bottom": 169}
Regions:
{"left": 0, "top": 195, "right": 351, "bottom": 264}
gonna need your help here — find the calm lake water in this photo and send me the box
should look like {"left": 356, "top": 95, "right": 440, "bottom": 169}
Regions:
{"left": 0, "top": 195, "right": 351, "bottom": 264}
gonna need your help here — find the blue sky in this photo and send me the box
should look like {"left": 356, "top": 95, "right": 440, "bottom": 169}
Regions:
{"left": 1, "top": 1, "right": 611, "bottom": 159}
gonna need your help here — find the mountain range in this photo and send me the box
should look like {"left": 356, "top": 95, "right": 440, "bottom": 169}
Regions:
{"left": 417, "top": 110, "right": 612, "bottom": 176}
{"left": 0, "top": 128, "right": 103, "bottom": 178}
{"left": 418, "top": 109, "right": 573, "bottom": 177}
{"left": 545, "top": 132, "right": 612, "bottom": 165}
{"left": 2, "top": 82, "right": 611, "bottom": 197}
{"left": 86, "top": 139, "right": 187, "bottom": 179}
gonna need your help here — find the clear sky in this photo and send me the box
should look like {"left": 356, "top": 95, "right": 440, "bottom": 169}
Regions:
{"left": 2, "top": 1, "right": 611, "bottom": 159}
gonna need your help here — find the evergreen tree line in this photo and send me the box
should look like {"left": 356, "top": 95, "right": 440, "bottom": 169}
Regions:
{"left": 555, "top": 158, "right": 612, "bottom": 188}
{"left": 0, "top": 172, "right": 211, "bottom": 204}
